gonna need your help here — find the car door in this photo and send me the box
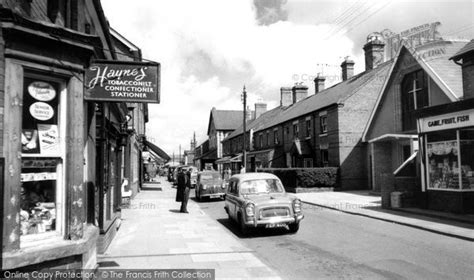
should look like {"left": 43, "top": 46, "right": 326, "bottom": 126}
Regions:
{"left": 226, "top": 180, "right": 238, "bottom": 220}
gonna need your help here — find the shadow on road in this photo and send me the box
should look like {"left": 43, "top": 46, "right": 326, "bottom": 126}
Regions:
{"left": 216, "top": 218, "right": 292, "bottom": 239}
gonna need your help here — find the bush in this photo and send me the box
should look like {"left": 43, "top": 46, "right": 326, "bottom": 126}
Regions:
{"left": 257, "top": 168, "right": 339, "bottom": 190}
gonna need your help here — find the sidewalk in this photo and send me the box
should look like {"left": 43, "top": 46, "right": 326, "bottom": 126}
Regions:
{"left": 98, "top": 177, "right": 281, "bottom": 280}
{"left": 296, "top": 191, "right": 474, "bottom": 241}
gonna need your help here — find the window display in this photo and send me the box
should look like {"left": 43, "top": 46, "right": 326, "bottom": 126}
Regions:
{"left": 427, "top": 140, "right": 458, "bottom": 189}
{"left": 20, "top": 77, "right": 62, "bottom": 236}
{"left": 427, "top": 129, "right": 474, "bottom": 190}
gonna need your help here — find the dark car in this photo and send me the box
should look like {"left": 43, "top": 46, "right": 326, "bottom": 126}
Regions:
{"left": 195, "top": 170, "right": 226, "bottom": 201}
{"left": 224, "top": 172, "right": 304, "bottom": 234}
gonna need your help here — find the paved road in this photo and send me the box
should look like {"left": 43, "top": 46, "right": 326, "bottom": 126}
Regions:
{"left": 192, "top": 193, "right": 474, "bottom": 280}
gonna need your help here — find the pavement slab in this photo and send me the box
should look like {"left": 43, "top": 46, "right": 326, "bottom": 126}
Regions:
{"left": 98, "top": 177, "right": 281, "bottom": 280}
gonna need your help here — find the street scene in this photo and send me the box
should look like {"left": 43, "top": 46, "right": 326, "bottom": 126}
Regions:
{"left": 1, "top": 0, "right": 474, "bottom": 280}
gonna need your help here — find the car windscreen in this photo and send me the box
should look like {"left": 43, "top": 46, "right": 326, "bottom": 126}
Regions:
{"left": 200, "top": 173, "right": 222, "bottom": 181}
{"left": 239, "top": 179, "right": 284, "bottom": 195}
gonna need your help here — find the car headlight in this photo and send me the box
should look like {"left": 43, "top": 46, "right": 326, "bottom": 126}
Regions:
{"left": 245, "top": 203, "right": 255, "bottom": 217}
{"left": 293, "top": 199, "right": 302, "bottom": 213}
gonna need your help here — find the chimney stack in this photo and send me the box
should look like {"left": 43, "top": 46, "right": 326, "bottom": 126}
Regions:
{"left": 280, "top": 87, "right": 293, "bottom": 107}
{"left": 341, "top": 57, "right": 355, "bottom": 81}
{"left": 292, "top": 84, "right": 308, "bottom": 104}
{"left": 314, "top": 75, "right": 326, "bottom": 94}
{"left": 254, "top": 102, "right": 267, "bottom": 119}
{"left": 364, "top": 32, "right": 385, "bottom": 71}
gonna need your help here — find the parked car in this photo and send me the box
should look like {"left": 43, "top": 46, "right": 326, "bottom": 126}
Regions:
{"left": 195, "top": 170, "right": 226, "bottom": 201}
{"left": 167, "top": 166, "right": 176, "bottom": 182}
{"left": 224, "top": 172, "right": 304, "bottom": 234}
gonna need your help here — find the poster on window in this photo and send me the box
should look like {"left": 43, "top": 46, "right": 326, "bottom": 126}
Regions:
{"left": 37, "top": 124, "right": 60, "bottom": 155}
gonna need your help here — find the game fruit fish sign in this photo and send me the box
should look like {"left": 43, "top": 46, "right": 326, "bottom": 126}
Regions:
{"left": 85, "top": 60, "right": 160, "bottom": 103}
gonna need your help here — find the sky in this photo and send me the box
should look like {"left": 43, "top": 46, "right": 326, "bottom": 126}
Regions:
{"left": 101, "top": 0, "right": 473, "bottom": 157}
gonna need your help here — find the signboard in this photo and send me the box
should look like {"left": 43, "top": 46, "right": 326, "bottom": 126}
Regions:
{"left": 381, "top": 22, "right": 442, "bottom": 60}
{"left": 419, "top": 109, "right": 474, "bottom": 133}
{"left": 85, "top": 60, "right": 160, "bottom": 103}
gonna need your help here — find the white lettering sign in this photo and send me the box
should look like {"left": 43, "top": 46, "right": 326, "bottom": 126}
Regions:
{"left": 420, "top": 109, "right": 474, "bottom": 133}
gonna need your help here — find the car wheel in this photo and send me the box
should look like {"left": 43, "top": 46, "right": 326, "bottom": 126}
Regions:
{"left": 239, "top": 215, "right": 249, "bottom": 235}
{"left": 288, "top": 222, "right": 299, "bottom": 233}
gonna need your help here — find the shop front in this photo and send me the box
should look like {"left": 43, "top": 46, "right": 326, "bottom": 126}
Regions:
{"left": 417, "top": 100, "right": 474, "bottom": 213}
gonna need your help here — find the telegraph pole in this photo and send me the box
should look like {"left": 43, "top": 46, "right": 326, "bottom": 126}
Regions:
{"left": 241, "top": 86, "right": 247, "bottom": 173}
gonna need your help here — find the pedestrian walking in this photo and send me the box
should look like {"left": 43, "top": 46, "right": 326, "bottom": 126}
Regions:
{"left": 180, "top": 169, "right": 191, "bottom": 213}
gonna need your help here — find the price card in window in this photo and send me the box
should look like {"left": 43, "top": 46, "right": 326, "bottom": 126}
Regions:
{"left": 38, "top": 124, "right": 60, "bottom": 155}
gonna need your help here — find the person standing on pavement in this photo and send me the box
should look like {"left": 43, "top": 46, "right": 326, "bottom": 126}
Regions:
{"left": 180, "top": 169, "right": 191, "bottom": 213}
{"left": 175, "top": 167, "right": 185, "bottom": 203}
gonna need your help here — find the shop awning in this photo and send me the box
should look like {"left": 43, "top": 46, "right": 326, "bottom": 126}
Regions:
{"left": 290, "top": 140, "right": 312, "bottom": 156}
{"left": 230, "top": 154, "right": 242, "bottom": 162}
{"left": 394, "top": 151, "right": 418, "bottom": 176}
{"left": 144, "top": 140, "right": 171, "bottom": 161}
{"left": 215, "top": 156, "right": 232, "bottom": 164}
{"left": 368, "top": 134, "right": 417, "bottom": 143}
{"left": 197, "top": 149, "right": 217, "bottom": 160}
{"left": 246, "top": 149, "right": 274, "bottom": 156}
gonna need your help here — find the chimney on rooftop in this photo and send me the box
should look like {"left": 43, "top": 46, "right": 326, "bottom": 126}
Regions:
{"left": 363, "top": 32, "right": 385, "bottom": 71}
{"left": 341, "top": 57, "right": 355, "bottom": 81}
{"left": 292, "top": 83, "right": 308, "bottom": 104}
{"left": 314, "top": 74, "right": 326, "bottom": 94}
{"left": 254, "top": 102, "right": 267, "bottom": 119}
{"left": 280, "top": 87, "right": 293, "bottom": 107}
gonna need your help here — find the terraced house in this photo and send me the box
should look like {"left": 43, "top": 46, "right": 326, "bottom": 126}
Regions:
{"left": 222, "top": 35, "right": 393, "bottom": 190}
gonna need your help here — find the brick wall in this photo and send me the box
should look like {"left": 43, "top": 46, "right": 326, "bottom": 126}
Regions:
{"left": 462, "top": 57, "right": 474, "bottom": 100}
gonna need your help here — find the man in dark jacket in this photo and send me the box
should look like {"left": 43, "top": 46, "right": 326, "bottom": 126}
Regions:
{"left": 175, "top": 168, "right": 185, "bottom": 203}
{"left": 180, "top": 169, "right": 192, "bottom": 213}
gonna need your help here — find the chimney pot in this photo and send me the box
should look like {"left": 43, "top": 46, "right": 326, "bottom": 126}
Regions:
{"left": 254, "top": 103, "right": 267, "bottom": 119}
{"left": 280, "top": 87, "right": 293, "bottom": 107}
{"left": 341, "top": 57, "right": 355, "bottom": 81}
{"left": 292, "top": 84, "right": 309, "bottom": 104}
{"left": 364, "top": 32, "right": 385, "bottom": 71}
{"left": 314, "top": 75, "right": 326, "bottom": 94}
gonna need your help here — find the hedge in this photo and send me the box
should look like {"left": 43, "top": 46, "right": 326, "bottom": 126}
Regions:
{"left": 256, "top": 167, "right": 339, "bottom": 190}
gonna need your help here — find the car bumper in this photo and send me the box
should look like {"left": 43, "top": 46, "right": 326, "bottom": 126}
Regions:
{"left": 244, "top": 214, "right": 304, "bottom": 227}
{"left": 200, "top": 192, "right": 226, "bottom": 198}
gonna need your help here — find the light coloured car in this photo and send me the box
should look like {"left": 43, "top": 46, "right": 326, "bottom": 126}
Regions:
{"left": 195, "top": 170, "right": 226, "bottom": 201}
{"left": 224, "top": 172, "right": 304, "bottom": 234}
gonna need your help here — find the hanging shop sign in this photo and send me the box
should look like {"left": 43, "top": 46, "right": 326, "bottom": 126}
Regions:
{"left": 419, "top": 109, "right": 474, "bottom": 133}
{"left": 85, "top": 60, "right": 160, "bottom": 103}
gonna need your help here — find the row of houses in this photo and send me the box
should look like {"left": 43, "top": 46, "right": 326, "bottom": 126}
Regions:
{"left": 195, "top": 26, "right": 474, "bottom": 214}
{"left": 0, "top": 0, "right": 167, "bottom": 272}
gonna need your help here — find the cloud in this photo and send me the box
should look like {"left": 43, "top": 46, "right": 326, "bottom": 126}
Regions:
{"left": 102, "top": 0, "right": 357, "bottom": 155}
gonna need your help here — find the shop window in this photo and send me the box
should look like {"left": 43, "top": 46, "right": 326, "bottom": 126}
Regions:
{"left": 460, "top": 129, "right": 474, "bottom": 190}
{"left": 20, "top": 76, "right": 65, "bottom": 238}
{"left": 402, "top": 70, "right": 428, "bottom": 131}
{"left": 320, "top": 116, "right": 328, "bottom": 134}
{"left": 426, "top": 130, "right": 474, "bottom": 190}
